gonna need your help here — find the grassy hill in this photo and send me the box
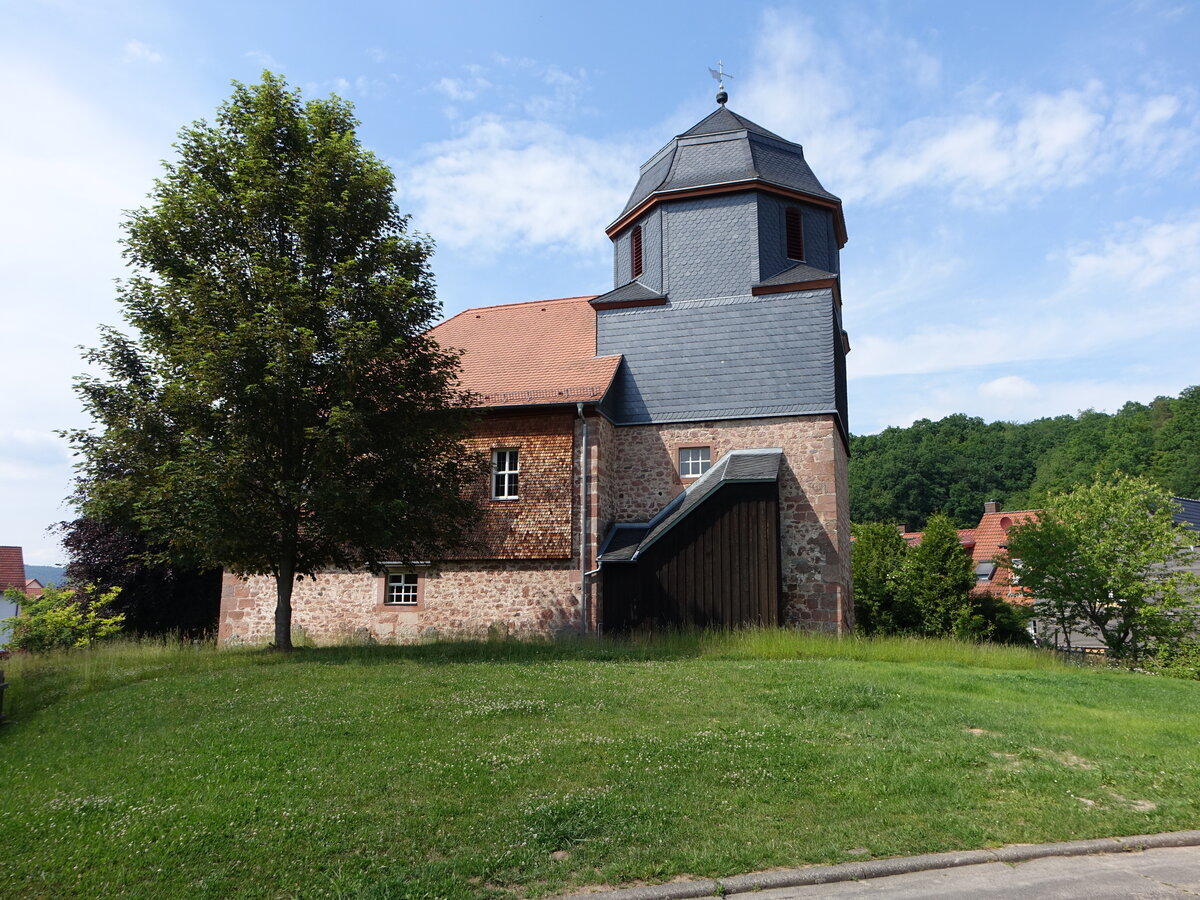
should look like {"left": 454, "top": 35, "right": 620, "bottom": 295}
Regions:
{"left": 1, "top": 633, "right": 1198, "bottom": 899}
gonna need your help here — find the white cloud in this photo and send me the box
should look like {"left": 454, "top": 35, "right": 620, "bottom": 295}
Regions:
{"left": 979, "top": 375, "right": 1040, "bottom": 401}
{"left": 396, "top": 115, "right": 640, "bottom": 256}
{"left": 736, "top": 11, "right": 1197, "bottom": 208}
{"left": 123, "top": 40, "right": 162, "bottom": 64}
{"left": 871, "top": 375, "right": 1187, "bottom": 432}
{"left": 1061, "top": 216, "right": 1200, "bottom": 291}
{"left": 849, "top": 213, "right": 1200, "bottom": 380}
{"left": 0, "top": 56, "right": 164, "bottom": 561}
{"left": 433, "top": 75, "right": 489, "bottom": 103}
{"left": 245, "top": 49, "right": 278, "bottom": 69}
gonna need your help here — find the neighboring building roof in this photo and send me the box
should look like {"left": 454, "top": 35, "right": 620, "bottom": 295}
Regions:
{"left": 614, "top": 105, "right": 842, "bottom": 225}
{"left": 0, "top": 546, "right": 26, "bottom": 593}
{"left": 600, "top": 449, "right": 782, "bottom": 562}
{"left": 1173, "top": 496, "right": 1200, "bottom": 532}
{"left": 597, "top": 288, "right": 841, "bottom": 426}
{"left": 901, "top": 529, "right": 975, "bottom": 547}
{"left": 431, "top": 295, "right": 622, "bottom": 408}
{"left": 24, "top": 578, "right": 44, "bottom": 599}
{"left": 970, "top": 509, "right": 1039, "bottom": 599}
{"left": 897, "top": 508, "right": 1040, "bottom": 600}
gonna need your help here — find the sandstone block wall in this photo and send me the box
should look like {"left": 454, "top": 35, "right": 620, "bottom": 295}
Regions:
{"left": 218, "top": 560, "right": 580, "bottom": 646}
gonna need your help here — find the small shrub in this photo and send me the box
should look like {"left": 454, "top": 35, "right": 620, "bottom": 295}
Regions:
{"left": 1148, "top": 638, "right": 1200, "bottom": 680}
{"left": 2, "top": 584, "right": 125, "bottom": 653}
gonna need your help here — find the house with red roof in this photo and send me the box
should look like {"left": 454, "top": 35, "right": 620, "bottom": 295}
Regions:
{"left": 1, "top": 546, "right": 30, "bottom": 646}
{"left": 218, "top": 94, "right": 854, "bottom": 644}
{"left": 900, "top": 502, "right": 1040, "bottom": 603}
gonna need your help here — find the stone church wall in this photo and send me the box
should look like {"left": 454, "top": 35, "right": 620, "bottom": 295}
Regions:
{"left": 218, "top": 560, "right": 580, "bottom": 646}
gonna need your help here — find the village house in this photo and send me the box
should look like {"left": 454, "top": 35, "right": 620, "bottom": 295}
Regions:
{"left": 900, "top": 502, "right": 1040, "bottom": 604}
{"left": 218, "top": 96, "right": 854, "bottom": 644}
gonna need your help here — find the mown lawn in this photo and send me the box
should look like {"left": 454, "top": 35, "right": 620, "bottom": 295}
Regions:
{"left": 1, "top": 632, "right": 1198, "bottom": 899}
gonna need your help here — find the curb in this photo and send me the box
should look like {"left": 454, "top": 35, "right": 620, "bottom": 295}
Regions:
{"left": 561, "top": 830, "right": 1200, "bottom": 899}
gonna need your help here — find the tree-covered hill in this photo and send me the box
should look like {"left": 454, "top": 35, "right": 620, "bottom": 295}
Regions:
{"left": 850, "top": 386, "right": 1200, "bottom": 530}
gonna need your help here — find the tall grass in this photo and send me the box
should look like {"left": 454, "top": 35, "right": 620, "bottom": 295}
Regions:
{"left": 2, "top": 627, "right": 1065, "bottom": 720}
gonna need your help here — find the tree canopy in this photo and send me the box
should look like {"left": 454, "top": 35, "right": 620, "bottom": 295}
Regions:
{"left": 69, "top": 72, "right": 480, "bottom": 650}
{"left": 1003, "top": 474, "right": 1199, "bottom": 660}
{"left": 850, "top": 389, "right": 1200, "bottom": 530}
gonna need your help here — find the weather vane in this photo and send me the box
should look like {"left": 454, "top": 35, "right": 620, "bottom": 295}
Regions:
{"left": 708, "top": 60, "right": 734, "bottom": 105}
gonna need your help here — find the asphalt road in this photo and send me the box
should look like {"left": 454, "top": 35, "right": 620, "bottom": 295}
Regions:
{"left": 728, "top": 845, "right": 1200, "bottom": 899}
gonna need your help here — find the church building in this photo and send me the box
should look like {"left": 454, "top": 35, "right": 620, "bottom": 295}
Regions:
{"left": 217, "top": 93, "right": 854, "bottom": 644}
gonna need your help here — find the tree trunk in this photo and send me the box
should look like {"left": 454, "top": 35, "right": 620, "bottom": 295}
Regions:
{"left": 274, "top": 561, "right": 295, "bottom": 651}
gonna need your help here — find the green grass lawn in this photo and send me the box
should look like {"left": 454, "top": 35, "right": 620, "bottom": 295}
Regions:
{"left": 2, "top": 632, "right": 1199, "bottom": 899}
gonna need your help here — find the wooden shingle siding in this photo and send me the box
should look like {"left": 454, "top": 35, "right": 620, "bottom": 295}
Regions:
{"left": 603, "top": 482, "right": 779, "bottom": 630}
{"left": 459, "top": 411, "right": 576, "bottom": 560}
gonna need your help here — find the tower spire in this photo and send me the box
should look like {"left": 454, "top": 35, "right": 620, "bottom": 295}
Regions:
{"left": 708, "top": 61, "right": 734, "bottom": 106}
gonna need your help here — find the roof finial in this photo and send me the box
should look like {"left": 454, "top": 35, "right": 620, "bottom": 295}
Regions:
{"left": 708, "top": 60, "right": 733, "bottom": 106}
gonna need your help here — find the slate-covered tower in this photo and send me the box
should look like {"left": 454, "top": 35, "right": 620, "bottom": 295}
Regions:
{"left": 590, "top": 102, "right": 853, "bottom": 631}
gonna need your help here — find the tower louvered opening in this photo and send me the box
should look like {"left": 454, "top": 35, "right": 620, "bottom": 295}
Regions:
{"left": 786, "top": 207, "right": 804, "bottom": 261}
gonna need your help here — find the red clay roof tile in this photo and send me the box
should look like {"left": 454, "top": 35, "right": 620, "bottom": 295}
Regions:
{"left": 0, "top": 546, "right": 26, "bottom": 592}
{"left": 431, "top": 295, "right": 621, "bottom": 408}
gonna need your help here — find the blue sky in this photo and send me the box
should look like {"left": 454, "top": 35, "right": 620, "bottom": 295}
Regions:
{"left": 3, "top": 0, "right": 1199, "bottom": 564}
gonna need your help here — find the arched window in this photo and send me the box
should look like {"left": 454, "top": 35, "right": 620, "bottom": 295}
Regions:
{"left": 785, "top": 207, "right": 804, "bottom": 261}
{"left": 631, "top": 225, "right": 643, "bottom": 279}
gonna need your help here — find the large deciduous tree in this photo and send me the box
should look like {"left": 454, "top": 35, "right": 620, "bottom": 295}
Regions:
{"left": 69, "top": 73, "right": 479, "bottom": 650}
{"left": 1003, "top": 474, "right": 1199, "bottom": 660}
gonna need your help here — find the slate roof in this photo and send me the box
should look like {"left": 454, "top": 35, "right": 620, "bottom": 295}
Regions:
{"left": 616, "top": 106, "right": 840, "bottom": 222}
{"left": 596, "top": 524, "right": 649, "bottom": 563}
{"left": 589, "top": 281, "right": 667, "bottom": 307}
{"left": 1172, "top": 496, "right": 1200, "bottom": 532}
{"left": 0, "top": 546, "right": 26, "bottom": 592}
{"left": 753, "top": 263, "right": 838, "bottom": 288}
{"left": 431, "top": 296, "right": 622, "bottom": 408}
{"left": 597, "top": 288, "right": 840, "bottom": 426}
{"left": 600, "top": 450, "right": 782, "bottom": 562}
{"left": 682, "top": 107, "right": 787, "bottom": 141}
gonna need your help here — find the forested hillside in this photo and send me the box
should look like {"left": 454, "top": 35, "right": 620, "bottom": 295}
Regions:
{"left": 849, "top": 386, "right": 1200, "bottom": 530}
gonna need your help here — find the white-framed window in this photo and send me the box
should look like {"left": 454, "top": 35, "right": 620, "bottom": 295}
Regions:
{"left": 492, "top": 448, "right": 519, "bottom": 499}
{"left": 385, "top": 573, "right": 419, "bottom": 605}
{"left": 678, "top": 446, "right": 711, "bottom": 479}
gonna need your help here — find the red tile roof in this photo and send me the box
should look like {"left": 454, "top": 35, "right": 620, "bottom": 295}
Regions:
{"left": 24, "top": 578, "right": 43, "bottom": 599}
{"left": 0, "top": 546, "right": 26, "bottom": 593}
{"left": 970, "top": 510, "right": 1039, "bottom": 600}
{"left": 431, "top": 295, "right": 622, "bottom": 408}
{"left": 898, "top": 510, "right": 1040, "bottom": 602}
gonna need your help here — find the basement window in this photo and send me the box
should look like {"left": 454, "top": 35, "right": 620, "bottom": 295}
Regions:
{"left": 385, "top": 573, "right": 420, "bottom": 606}
{"left": 785, "top": 207, "right": 804, "bottom": 261}
{"left": 678, "top": 446, "right": 711, "bottom": 479}
{"left": 492, "top": 448, "right": 520, "bottom": 499}
{"left": 631, "top": 225, "right": 644, "bottom": 279}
